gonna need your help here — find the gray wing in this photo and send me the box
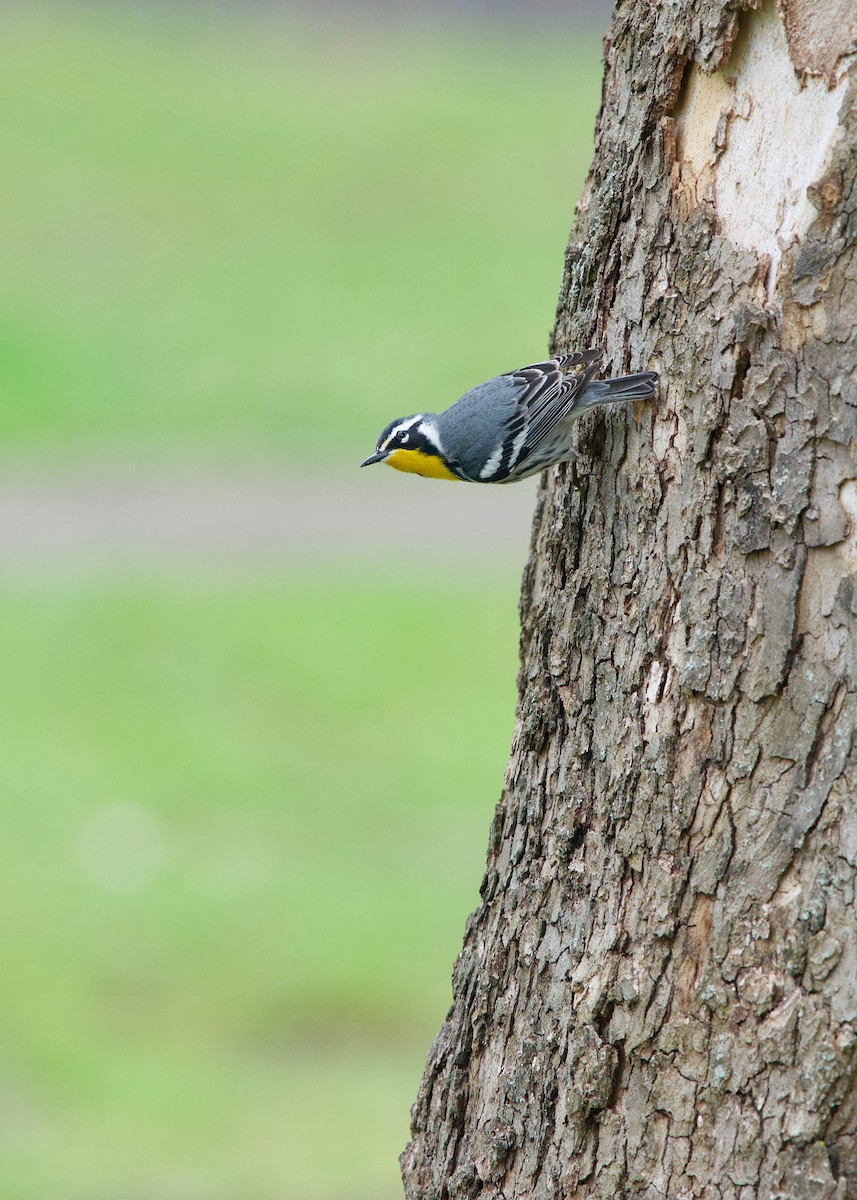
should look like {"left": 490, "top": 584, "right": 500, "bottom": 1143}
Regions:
{"left": 509, "top": 350, "right": 603, "bottom": 459}
{"left": 476, "top": 350, "right": 602, "bottom": 481}
{"left": 439, "top": 350, "right": 604, "bottom": 482}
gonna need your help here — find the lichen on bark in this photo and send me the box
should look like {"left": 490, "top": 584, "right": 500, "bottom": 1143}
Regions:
{"left": 402, "top": 1, "right": 857, "bottom": 1197}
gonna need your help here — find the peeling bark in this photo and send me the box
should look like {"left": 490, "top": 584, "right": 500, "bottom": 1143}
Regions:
{"left": 402, "top": 1, "right": 857, "bottom": 1197}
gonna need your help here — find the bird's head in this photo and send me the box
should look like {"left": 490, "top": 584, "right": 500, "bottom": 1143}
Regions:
{"left": 360, "top": 415, "right": 461, "bottom": 480}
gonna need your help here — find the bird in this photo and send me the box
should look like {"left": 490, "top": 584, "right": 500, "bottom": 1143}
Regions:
{"left": 360, "top": 348, "right": 658, "bottom": 483}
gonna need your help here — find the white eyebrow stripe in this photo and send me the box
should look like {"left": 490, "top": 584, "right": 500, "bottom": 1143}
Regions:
{"left": 380, "top": 417, "right": 422, "bottom": 452}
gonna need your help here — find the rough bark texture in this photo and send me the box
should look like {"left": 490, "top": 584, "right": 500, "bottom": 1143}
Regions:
{"left": 402, "top": 1, "right": 857, "bottom": 1196}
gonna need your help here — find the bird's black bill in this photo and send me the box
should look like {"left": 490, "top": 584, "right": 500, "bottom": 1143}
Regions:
{"left": 360, "top": 452, "right": 387, "bottom": 467}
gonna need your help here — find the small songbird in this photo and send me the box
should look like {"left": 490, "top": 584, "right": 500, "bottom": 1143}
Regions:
{"left": 360, "top": 349, "right": 658, "bottom": 483}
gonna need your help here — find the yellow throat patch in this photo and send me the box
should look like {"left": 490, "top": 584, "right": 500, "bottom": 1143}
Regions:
{"left": 386, "top": 448, "right": 461, "bottom": 481}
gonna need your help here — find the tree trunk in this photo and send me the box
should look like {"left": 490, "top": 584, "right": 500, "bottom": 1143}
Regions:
{"left": 401, "top": 1, "right": 857, "bottom": 1196}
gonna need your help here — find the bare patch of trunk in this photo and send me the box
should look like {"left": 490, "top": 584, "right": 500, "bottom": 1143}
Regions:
{"left": 402, "top": 1, "right": 857, "bottom": 1195}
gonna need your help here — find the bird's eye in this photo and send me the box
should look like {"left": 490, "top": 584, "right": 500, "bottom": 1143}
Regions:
{"left": 399, "top": 432, "right": 409, "bottom": 444}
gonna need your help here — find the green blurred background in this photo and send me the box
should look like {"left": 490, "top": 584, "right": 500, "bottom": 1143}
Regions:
{"left": 0, "top": 3, "right": 603, "bottom": 1196}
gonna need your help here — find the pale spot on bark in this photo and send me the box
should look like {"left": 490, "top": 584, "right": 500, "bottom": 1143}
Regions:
{"left": 674, "top": 1, "right": 852, "bottom": 295}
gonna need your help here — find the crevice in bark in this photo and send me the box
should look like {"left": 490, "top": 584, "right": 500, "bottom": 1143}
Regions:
{"left": 730, "top": 343, "right": 751, "bottom": 400}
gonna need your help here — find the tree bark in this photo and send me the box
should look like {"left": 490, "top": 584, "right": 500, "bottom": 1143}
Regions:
{"left": 401, "top": 1, "right": 857, "bottom": 1197}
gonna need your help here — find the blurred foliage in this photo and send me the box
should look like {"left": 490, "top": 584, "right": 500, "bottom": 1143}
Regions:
{"left": 0, "top": 2, "right": 601, "bottom": 461}
{"left": 0, "top": 2, "right": 604, "bottom": 1197}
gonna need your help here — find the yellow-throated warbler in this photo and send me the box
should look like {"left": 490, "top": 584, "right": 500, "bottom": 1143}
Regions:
{"left": 360, "top": 348, "right": 658, "bottom": 483}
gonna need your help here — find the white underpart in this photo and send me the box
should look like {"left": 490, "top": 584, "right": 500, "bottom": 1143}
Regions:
{"left": 480, "top": 417, "right": 533, "bottom": 481}
{"left": 510, "top": 423, "right": 529, "bottom": 466}
{"left": 674, "top": 1, "right": 853, "bottom": 297}
{"left": 480, "top": 442, "right": 505, "bottom": 480}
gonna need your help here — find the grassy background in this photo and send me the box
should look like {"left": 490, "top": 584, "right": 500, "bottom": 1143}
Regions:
{"left": 0, "top": 573, "right": 521, "bottom": 1199}
{"left": 0, "top": 2, "right": 602, "bottom": 461}
{"left": 0, "top": 3, "right": 603, "bottom": 1197}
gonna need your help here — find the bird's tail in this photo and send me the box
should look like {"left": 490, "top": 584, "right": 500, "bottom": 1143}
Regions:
{"left": 577, "top": 370, "right": 659, "bottom": 409}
